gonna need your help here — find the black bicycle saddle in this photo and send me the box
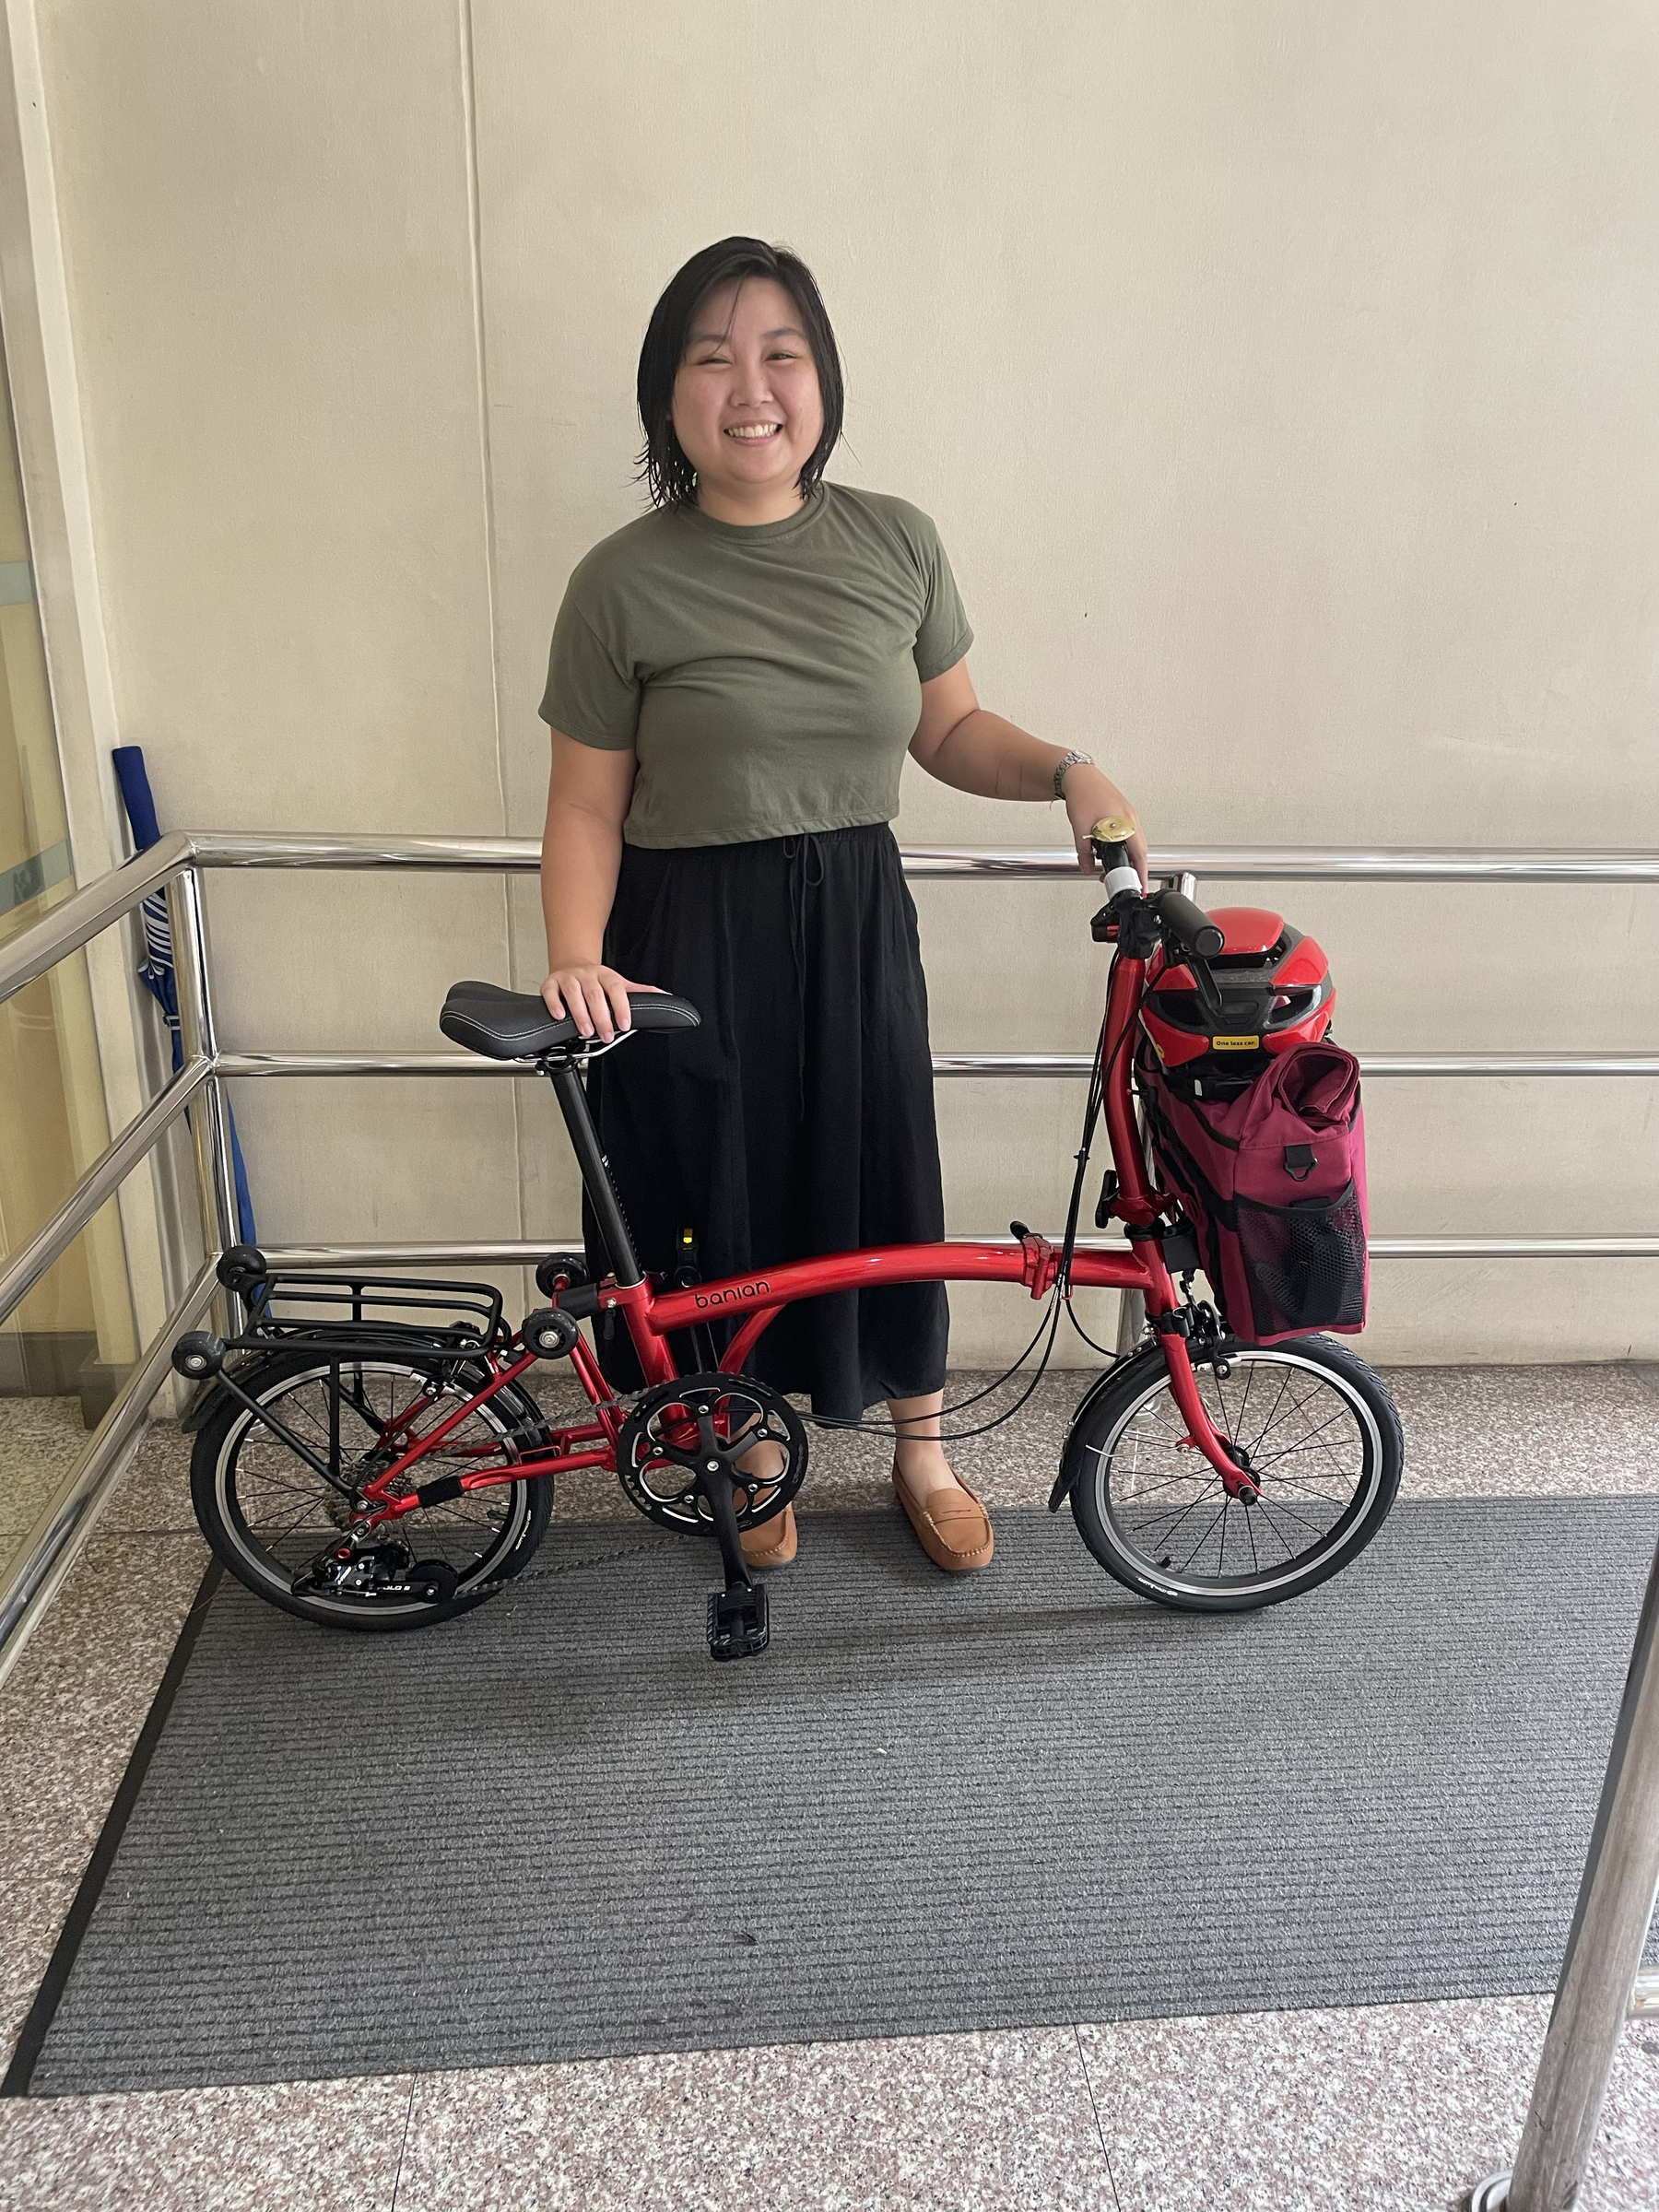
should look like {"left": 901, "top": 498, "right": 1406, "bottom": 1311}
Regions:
{"left": 440, "top": 980, "right": 701, "bottom": 1061}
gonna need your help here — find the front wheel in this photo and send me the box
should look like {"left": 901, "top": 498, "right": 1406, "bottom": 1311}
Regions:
{"left": 1063, "top": 1335, "right": 1403, "bottom": 1612}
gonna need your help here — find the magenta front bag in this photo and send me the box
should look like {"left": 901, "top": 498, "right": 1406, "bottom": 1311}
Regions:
{"left": 1138, "top": 1039, "right": 1370, "bottom": 1344}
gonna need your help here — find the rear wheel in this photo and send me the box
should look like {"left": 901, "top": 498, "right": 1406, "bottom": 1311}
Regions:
{"left": 190, "top": 1347, "right": 553, "bottom": 1630}
{"left": 1064, "top": 1335, "right": 1403, "bottom": 1611}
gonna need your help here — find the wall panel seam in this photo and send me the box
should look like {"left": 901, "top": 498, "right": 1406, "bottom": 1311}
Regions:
{"left": 455, "top": 0, "right": 528, "bottom": 1265}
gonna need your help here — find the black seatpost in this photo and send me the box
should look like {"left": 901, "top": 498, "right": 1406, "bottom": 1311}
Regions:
{"left": 543, "top": 1056, "right": 644, "bottom": 1288}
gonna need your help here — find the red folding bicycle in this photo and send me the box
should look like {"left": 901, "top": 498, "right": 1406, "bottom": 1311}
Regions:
{"left": 174, "top": 822, "right": 1404, "bottom": 1660}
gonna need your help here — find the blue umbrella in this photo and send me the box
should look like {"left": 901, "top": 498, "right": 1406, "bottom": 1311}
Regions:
{"left": 112, "top": 745, "right": 256, "bottom": 1244}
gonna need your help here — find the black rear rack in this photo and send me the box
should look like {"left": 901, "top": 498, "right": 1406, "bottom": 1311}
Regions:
{"left": 231, "top": 1269, "right": 509, "bottom": 1361}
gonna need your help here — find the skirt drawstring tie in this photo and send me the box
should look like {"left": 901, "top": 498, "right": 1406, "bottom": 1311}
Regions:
{"left": 782, "top": 830, "right": 826, "bottom": 1120}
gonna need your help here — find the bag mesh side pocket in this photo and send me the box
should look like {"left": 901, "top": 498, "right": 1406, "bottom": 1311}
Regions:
{"left": 1235, "top": 1180, "right": 1366, "bottom": 1337}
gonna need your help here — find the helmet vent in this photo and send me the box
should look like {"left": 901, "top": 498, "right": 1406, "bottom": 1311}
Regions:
{"left": 1208, "top": 933, "right": 1291, "bottom": 971}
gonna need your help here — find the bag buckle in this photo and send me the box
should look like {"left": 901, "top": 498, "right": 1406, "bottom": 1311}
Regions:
{"left": 1283, "top": 1144, "right": 1316, "bottom": 1182}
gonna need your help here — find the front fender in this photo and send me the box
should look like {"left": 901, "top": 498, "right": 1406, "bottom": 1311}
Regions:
{"left": 1046, "top": 1342, "right": 1169, "bottom": 1511}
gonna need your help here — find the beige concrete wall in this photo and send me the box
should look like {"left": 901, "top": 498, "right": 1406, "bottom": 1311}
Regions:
{"left": 25, "top": 0, "right": 1659, "bottom": 1363}
{"left": 29, "top": 0, "right": 527, "bottom": 1287}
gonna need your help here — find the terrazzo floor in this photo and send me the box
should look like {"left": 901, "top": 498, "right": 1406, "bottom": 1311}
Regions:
{"left": 2, "top": 1365, "right": 1657, "bottom": 2210}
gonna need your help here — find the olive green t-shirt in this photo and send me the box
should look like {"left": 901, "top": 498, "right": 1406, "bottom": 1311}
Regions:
{"left": 538, "top": 482, "right": 973, "bottom": 849}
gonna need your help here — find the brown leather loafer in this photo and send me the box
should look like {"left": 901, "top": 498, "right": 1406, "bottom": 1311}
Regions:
{"left": 740, "top": 1501, "right": 797, "bottom": 1570}
{"left": 892, "top": 1464, "right": 994, "bottom": 1572}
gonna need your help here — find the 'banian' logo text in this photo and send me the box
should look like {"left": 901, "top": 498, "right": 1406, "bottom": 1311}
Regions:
{"left": 692, "top": 1280, "right": 771, "bottom": 1310}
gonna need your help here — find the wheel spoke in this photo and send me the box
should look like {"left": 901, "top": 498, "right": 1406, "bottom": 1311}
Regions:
{"left": 1236, "top": 1358, "right": 1258, "bottom": 1438}
{"left": 1260, "top": 1475, "right": 1360, "bottom": 1507}
{"left": 1246, "top": 1378, "right": 1328, "bottom": 1453}
{"left": 1126, "top": 1493, "right": 1223, "bottom": 1538}
{"left": 1176, "top": 1500, "right": 1230, "bottom": 1572}
{"left": 1249, "top": 1364, "right": 1294, "bottom": 1452}
{"left": 1243, "top": 1506, "right": 1299, "bottom": 1564}
{"left": 1115, "top": 1465, "right": 1228, "bottom": 1500}
{"left": 1249, "top": 1402, "right": 1352, "bottom": 1467}
{"left": 246, "top": 1493, "right": 335, "bottom": 1544}
{"left": 1127, "top": 1488, "right": 1221, "bottom": 1547}
{"left": 1249, "top": 1492, "right": 1333, "bottom": 1543}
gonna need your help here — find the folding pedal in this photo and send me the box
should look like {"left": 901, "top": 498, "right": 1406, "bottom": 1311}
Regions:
{"left": 707, "top": 1581, "right": 769, "bottom": 1662}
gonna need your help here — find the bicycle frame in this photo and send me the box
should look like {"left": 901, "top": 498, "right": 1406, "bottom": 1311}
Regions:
{"left": 345, "top": 913, "right": 1258, "bottom": 1528}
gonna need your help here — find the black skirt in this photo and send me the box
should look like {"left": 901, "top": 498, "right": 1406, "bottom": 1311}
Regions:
{"left": 583, "top": 822, "right": 948, "bottom": 1418}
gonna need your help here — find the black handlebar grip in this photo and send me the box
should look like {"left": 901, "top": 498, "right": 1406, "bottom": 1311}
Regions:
{"left": 1155, "top": 888, "right": 1225, "bottom": 960}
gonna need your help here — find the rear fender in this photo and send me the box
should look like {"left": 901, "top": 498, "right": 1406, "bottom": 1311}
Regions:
{"left": 179, "top": 1349, "right": 294, "bottom": 1433}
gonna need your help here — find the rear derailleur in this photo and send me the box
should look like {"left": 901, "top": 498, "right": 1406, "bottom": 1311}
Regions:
{"left": 295, "top": 1530, "right": 460, "bottom": 1606}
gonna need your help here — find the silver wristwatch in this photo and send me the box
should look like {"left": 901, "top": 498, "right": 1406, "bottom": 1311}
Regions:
{"left": 1053, "top": 749, "right": 1094, "bottom": 799}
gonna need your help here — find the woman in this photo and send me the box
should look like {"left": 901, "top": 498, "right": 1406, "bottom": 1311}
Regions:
{"left": 539, "top": 236, "right": 1146, "bottom": 1577}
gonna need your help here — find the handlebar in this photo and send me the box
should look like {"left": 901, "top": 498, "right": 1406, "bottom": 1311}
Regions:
{"left": 1151, "top": 888, "right": 1224, "bottom": 961}
{"left": 1088, "top": 818, "right": 1226, "bottom": 1009}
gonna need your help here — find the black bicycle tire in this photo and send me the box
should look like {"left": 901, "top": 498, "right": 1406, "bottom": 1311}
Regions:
{"left": 190, "top": 1345, "right": 554, "bottom": 1631}
{"left": 1064, "top": 1335, "right": 1403, "bottom": 1613}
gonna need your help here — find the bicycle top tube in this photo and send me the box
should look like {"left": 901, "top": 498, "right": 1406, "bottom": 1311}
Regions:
{"left": 634, "top": 1235, "right": 1155, "bottom": 1346}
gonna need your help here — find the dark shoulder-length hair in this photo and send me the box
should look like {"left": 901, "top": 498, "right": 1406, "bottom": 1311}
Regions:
{"left": 636, "top": 236, "right": 844, "bottom": 510}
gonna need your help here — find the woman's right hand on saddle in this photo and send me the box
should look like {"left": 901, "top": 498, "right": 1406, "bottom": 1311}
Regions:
{"left": 541, "top": 963, "right": 663, "bottom": 1044}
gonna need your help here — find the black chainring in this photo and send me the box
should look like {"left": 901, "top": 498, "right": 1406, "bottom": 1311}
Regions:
{"left": 617, "top": 1372, "right": 808, "bottom": 1534}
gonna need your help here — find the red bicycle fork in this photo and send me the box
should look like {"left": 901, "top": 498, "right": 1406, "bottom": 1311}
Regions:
{"left": 1091, "top": 946, "right": 1260, "bottom": 1501}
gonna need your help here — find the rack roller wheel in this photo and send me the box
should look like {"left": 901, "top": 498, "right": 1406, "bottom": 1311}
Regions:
{"left": 172, "top": 1331, "right": 227, "bottom": 1381}
{"left": 216, "top": 1245, "right": 269, "bottom": 1295}
{"left": 521, "top": 1306, "right": 582, "bottom": 1359}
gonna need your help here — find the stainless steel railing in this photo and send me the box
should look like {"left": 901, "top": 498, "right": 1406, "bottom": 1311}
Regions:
{"left": 2, "top": 824, "right": 1658, "bottom": 2184}
{"left": 3, "top": 826, "right": 1658, "bottom": 1691}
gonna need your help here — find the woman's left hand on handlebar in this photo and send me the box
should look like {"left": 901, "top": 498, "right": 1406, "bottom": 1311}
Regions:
{"left": 1063, "top": 768, "right": 1148, "bottom": 888}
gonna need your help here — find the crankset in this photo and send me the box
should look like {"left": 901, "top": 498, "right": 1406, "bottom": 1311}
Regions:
{"left": 617, "top": 1372, "right": 807, "bottom": 1533}
{"left": 617, "top": 1373, "right": 808, "bottom": 1661}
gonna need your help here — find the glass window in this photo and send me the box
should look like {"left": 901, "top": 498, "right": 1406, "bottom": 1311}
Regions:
{"left": 0, "top": 329, "right": 137, "bottom": 1432}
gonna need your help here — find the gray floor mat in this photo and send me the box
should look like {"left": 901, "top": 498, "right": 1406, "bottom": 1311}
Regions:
{"left": 22, "top": 1497, "right": 1659, "bottom": 2094}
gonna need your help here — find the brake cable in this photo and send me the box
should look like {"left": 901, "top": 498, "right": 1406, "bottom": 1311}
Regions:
{"left": 801, "top": 1283, "right": 1065, "bottom": 1445}
{"left": 802, "top": 946, "right": 1158, "bottom": 1445}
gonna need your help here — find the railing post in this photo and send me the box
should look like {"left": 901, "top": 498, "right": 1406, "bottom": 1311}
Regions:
{"left": 1470, "top": 1530, "right": 1659, "bottom": 2211}
{"left": 166, "top": 865, "right": 242, "bottom": 1335}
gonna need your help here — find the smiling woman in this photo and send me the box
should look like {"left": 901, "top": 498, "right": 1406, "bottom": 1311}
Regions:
{"left": 634, "top": 237, "right": 843, "bottom": 517}
{"left": 536, "top": 236, "right": 1147, "bottom": 1578}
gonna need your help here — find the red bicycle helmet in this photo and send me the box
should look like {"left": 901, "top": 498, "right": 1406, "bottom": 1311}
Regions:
{"left": 1139, "top": 906, "right": 1335, "bottom": 1098}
